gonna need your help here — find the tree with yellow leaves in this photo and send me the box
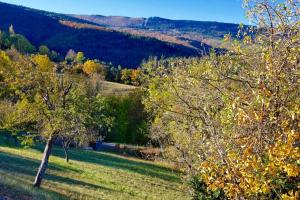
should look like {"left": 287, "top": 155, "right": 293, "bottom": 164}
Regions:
{"left": 142, "top": 0, "right": 299, "bottom": 199}
{"left": 131, "top": 69, "right": 142, "bottom": 86}
{"left": 82, "top": 60, "right": 106, "bottom": 77}
{"left": 1, "top": 52, "right": 111, "bottom": 188}
{"left": 33, "top": 54, "right": 55, "bottom": 72}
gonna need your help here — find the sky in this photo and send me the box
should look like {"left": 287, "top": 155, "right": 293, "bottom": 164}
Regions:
{"left": 0, "top": 0, "right": 249, "bottom": 24}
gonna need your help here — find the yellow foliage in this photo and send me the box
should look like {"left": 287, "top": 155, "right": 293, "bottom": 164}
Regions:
{"left": 131, "top": 69, "right": 142, "bottom": 86}
{"left": 0, "top": 50, "right": 12, "bottom": 73}
{"left": 282, "top": 191, "right": 300, "bottom": 200}
{"left": 33, "top": 55, "right": 54, "bottom": 72}
{"left": 82, "top": 60, "right": 103, "bottom": 76}
{"left": 143, "top": 1, "right": 299, "bottom": 199}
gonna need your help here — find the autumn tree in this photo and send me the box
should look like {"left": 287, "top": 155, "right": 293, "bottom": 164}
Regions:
{"left": 142, "top": 0, "right": 299, "bottom": 199}
{"left": 120, "top": 69, "right": 132, "bottom": 85}
{"left": 83, "top": 60, "right": 106, "bottom": 77}
{"left": 0, "top": 50, "right": 11, "bottom": 98}
{"left": 0, "top": 50, "right": 13, "bottom": 125}
{"left": 75, "top": 51, "right": 85, "bottom": 64}
{"left": 59, "top": 93, "right": 113, "bottom": 163}
{"left": 131, "top": 69, "right": 142, "bottom": 86}
{"left": 1, "top": 53, "right": 109, "bottom": 187}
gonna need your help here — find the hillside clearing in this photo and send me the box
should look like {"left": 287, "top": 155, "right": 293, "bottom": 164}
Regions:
{"left": 0, "top": 144, "right": 188, "bottom": 200}
{"left": 99, "top": 81, "right": 137, "bottom": 96}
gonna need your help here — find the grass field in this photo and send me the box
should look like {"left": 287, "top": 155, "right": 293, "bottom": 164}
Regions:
{"left": 98, "top": 81, "right": 137, "bottom": 96}
{"left": 0, "top": 141, "right": 188, "bottom": 200}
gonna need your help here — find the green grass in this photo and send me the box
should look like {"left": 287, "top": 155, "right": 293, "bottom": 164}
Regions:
{"left": 0, "top": 143, "right": 188, "bottom": 200}
{"left": 99, "top": 81, "right": 137, "bottom": 96}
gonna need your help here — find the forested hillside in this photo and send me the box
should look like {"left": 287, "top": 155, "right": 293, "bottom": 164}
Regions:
{"left": 0, "top": 2, "right": 202, "bottom": 68}
{"left": 73, "top": 15, "right": 240, "bottom": 39}
{"left": 0, "top": 1, "right": 242, "bottom": 68}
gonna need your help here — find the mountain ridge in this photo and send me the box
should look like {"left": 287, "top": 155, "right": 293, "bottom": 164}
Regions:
{"left": 0, "top": 1, "right": 239, "bottom": 68}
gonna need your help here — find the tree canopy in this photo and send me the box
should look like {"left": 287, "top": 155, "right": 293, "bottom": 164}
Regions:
{"left": 142, "top": 0, "right": 300, "bottom": 199}
{"left": 1, "top": 50, "right": 112, "bottom": 187}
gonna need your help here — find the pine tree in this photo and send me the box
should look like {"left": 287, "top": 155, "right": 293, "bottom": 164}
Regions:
{"left": 8, "top": 25, "right": 15, "bottom": 35}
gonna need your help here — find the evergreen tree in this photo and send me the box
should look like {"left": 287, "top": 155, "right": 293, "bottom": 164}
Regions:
{"left": 8, "top": 25, "right": 15, "bottom": 35}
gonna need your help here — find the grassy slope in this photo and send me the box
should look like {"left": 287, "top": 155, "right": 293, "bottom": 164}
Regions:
{"left": 0, "top": 144, "right": 188, "bottom": 200}
{"left": 99, "top": 81, "right": 137, "bottom": 96}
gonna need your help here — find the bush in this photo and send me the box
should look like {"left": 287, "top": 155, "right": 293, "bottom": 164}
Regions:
{"left": 104, "top": 90, "right": 149, "bottom": 145}
{"left": 188, "top": 176, "right": 225, "bottom": 200}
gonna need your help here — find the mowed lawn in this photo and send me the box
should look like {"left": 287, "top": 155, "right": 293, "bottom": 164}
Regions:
{"left": 0, "top": 144, "right": 188, "bottom": 200}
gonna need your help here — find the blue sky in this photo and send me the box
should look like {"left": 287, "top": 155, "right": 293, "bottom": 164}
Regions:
{"left": 1, "top": 0, "right": 249, "bottom": 24}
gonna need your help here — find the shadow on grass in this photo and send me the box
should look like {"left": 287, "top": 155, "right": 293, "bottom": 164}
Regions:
{"left": 0, "top": 180, "right": 65, "bottom": 200}
{"left": 0, "top": 151, "right": 118, "bottom": 197}
{"left": 1, "top": 133, "right": 181, "bottom": 183}
{"left": 0, "top": 153, "right": 66, "bottom": 200}
{"left": 34, "top": 145, "right": 182, "bottom": 183}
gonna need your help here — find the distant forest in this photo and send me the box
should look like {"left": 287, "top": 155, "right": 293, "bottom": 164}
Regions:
{"left": 0, "top": 2, "right": 203, "bottom": 68}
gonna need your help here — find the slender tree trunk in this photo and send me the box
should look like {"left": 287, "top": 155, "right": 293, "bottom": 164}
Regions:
{"left": 33, "top": 136, "right": 54, "bottom": 187}
{"left": 63, "top": 145, "right": 69, "bottom": 163}
{"left": 62, "top": 140, "right": 71, "bottom": 163}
